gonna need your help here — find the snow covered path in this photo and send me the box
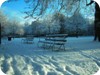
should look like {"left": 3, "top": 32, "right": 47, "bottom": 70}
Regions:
{"left": 0, "top": 36, "right": 100, "bottom": 75}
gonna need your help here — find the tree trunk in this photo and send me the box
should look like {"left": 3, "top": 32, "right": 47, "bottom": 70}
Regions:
{"left": 0, "top": 23, "right": 1, "bottom": 44}
{"left": 94, "top": 2, "right": 100, "bottom": 41}
{"left": 86, "top": 0, "right": 100, "bottom": 41}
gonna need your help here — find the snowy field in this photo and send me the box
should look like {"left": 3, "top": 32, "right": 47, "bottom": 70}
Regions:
{"left": 0, "top": 36, "right": 100, "bottom": 75}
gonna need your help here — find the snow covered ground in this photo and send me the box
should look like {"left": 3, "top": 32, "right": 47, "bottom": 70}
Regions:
{"left": 0, "top": 36, "right": 100, "bottom": 75}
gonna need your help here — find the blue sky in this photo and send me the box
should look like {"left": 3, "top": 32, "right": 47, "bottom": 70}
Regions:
{"left": 1, "top": 0, "right": 30, "bottom": 24}
{"left": 1, "top": 0, "right": 94, "bottom": 25}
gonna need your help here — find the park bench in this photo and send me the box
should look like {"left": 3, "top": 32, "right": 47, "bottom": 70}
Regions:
{"left": 22, "top": 35, "right": 34, "bottom": 44}
{"left": 38, "top": 34, "right": 68, "bottom": 51}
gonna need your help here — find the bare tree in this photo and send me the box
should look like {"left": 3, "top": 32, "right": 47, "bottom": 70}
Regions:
{"left": 0, "top": 10, "right": 8, "bottom": 44}
{"left": 7, "top": 0, "right": 80, "bottom": 18}
{"left": 7, "top": 0, "right": 96, "bottom": 37}
{"left": 52, "top": 12, "right": 65, "bottom": 34}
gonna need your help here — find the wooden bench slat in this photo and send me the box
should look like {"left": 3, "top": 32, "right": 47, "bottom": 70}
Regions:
{"left": 45, "top": 38, "right": 66, "bottom": 42}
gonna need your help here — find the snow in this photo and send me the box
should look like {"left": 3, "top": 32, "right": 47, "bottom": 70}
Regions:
{"left": 0, "top": 68, "right": 6, "bottom": 75}
{"left": 0, "top": 36, "right": 100, "bottom": 75}
{"left": 94, "top": 68, "right": 100, "bottom": 75}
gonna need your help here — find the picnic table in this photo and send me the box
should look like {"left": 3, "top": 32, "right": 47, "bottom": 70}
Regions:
{"left": 22, "top": 35, "right": 34, "bottom": 44}
{"left": 38, "top": 34, "right": 68, "bottom": 51}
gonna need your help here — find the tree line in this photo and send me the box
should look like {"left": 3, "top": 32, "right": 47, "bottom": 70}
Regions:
{"left": 0, "top": 10, "right": 93, "bottom": 37}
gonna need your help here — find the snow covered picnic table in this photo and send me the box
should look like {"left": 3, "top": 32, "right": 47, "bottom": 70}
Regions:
{"left": 38, "top": 34, "right": 68, "bottom": 51}
{"left": 21, "top": 35, "right": 34, "bottom": 44}
{"left": 0, "top": 36, "right": 100, "bottom": 75}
